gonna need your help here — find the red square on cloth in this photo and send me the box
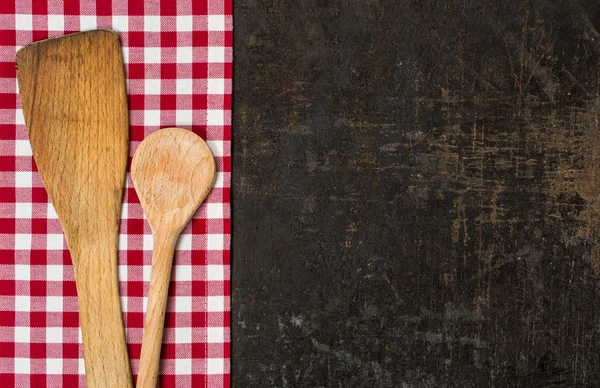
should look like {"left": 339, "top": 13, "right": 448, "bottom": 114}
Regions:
{"left": 1, "top": 1, "right": 231, "bottom": 386}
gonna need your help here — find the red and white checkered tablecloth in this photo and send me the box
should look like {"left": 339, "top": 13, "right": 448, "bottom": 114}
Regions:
{"left": 0, "top": 0, "right": 232, "bottom": 386}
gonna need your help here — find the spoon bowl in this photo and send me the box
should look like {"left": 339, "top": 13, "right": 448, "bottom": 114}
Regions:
{"left": 132, "top": 127, "right": 216, "bottom": 234}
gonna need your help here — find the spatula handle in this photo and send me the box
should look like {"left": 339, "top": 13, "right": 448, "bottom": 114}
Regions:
{"left": 137, "top": 233, "right": 178, "bottom": 388}
{"left": 74, "top": 241, "right": 133, "bottom": 388}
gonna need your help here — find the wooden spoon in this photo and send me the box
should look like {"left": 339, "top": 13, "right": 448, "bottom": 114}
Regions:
{"left": 131, "top": 127, "right": 216, "bottom": 388}
{"left": 16, "top": 31, "right": 132, "bottom": 387}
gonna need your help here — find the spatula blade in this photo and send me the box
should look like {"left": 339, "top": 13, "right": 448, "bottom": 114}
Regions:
{"left": 16, "top": 30, "right": 132, "bottom": 388}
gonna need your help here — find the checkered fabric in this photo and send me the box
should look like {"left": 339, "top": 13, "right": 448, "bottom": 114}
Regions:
{"left": 0, "top": 0, "right": 231, "bottom": 386}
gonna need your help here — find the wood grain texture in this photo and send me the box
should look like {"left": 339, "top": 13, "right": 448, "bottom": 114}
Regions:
{"left": 16, "top": 30, "right": 132, "bottom": 388}
{"left": 131, "top": 127, "right": 216, "bottom": 388}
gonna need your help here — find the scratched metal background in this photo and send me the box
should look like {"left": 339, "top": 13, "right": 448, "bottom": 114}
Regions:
{"left": 232, "top": 1, "right": 600, "bottom": 386}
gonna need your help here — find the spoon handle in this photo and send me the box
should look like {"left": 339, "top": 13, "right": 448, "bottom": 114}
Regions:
{"left": 137, "top": 233, "right": 178, "bottom": 388}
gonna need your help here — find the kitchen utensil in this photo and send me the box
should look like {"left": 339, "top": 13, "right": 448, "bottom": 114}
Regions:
{"left": 16, "top": 30, "right": 132, "bottom": 388}
{"left": 131, "top": 127, "right": 216, "bottom": 388}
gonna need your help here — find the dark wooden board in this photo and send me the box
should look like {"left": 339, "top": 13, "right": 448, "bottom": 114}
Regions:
{"left": 233, "top": 1, "right": 600, "bottom": 386}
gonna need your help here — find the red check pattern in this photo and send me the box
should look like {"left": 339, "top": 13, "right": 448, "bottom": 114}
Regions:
{"left": 0, "top": 1, "right": 231, "bottom": 387}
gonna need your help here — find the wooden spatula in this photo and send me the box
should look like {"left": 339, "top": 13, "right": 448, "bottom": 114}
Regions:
{"left": 16, "top": 30, "right": 132, "bottom": 388}
{"left": 131, "top": 127, "right": 216, "bottom": 388}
